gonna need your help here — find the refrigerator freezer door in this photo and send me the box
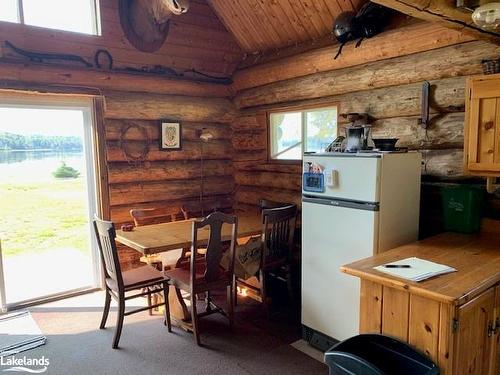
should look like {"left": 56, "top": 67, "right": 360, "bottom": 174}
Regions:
{"left": 302, "top": 155, "right": 381, "bottom": 203}
{"left": 301, "top": 200, "right": 378, "bottom": 341}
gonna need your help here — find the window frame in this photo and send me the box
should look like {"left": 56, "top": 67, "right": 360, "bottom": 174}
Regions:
{"left": 4, "top": 0, "right": 101, "bottom": 36}
{"left": 267, "top": 102, "right": 339, "bottom": 164}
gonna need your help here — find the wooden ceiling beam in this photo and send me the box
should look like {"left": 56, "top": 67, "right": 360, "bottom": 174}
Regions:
{"left": 0, "top": 60, "right": 233, "bottom": 97}
{"left": 371, "top": 0, "right": 500, "bottom": 44}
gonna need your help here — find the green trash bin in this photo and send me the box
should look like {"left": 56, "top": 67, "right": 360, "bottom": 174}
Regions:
{"left": 442, "top": 185, "right": 484, "bottom": 234}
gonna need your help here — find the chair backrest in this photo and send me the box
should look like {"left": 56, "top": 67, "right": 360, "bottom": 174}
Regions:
{"left": 191, "top": 212, "right": 238, "bottom": 286}
{"left": 259, "top": 199, "right": 291, "bottom": 210}
{"left": 93, "top": 217, "right": 124, "bottom": 290}
{"left": 261, "top": 205, "right": 297, "bottom": 264}
{"left": 130, "top": 206, "right": 182, "bottom": 226}
{"left": 182, "top": 200, "right": 221, "bottom": 220}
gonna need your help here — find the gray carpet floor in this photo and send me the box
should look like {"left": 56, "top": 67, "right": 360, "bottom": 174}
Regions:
{"left": 20, "top": 292, "right": 327, "bottom": 375}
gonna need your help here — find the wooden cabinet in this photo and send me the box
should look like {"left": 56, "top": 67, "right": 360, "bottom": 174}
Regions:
{"left": 491, "top": 286, "right": 500, "bottom": 375}
{"left": 342, "top": 232, "right": 500, "bottom": 375}
{"left": 464, "top": 73, "right": 500, "bottom": 177}
{"left": 454, "top": 287, "right": 496, "bottom": 375}
{"left": 356, "top": 281, "right": 500, "bottom": 375}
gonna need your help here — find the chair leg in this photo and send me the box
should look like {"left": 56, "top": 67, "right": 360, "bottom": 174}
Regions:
{"left": 112, "top": 298, "right": 125, "bottom": 349}
{"left": 162, "top": 282, "right": 172, "bottom": 332}
{"left": 100, "top": 289, "right": 111, "bottom": 329}
{"left": 205, "top": 291, "right": 212, "bottom": 312}
{"left": 147, "top": 288, "right": 153, "bottom": 316}
{"left": 286, "top": 265, "right": 294, "bottom": 306}
{"left": 227, "top": 284, "right": 234, "bottom": 330}
{"left": 234, "top": 279, "right": 238, "bottom": 306}
{"left": 260, "top": 269, "right": 270, "bottom": 318}
{"left": 190, "top": 291, "right": 201, "bottom": 346}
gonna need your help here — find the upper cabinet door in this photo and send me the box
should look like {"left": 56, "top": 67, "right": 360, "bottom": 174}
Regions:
{"left": 465, "top": 74, "right": 500, "bottom": 177}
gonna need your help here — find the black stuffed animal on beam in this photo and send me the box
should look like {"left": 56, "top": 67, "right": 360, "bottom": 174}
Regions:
{"left": 332, "top": 2, "right": 394, "bottom": 59}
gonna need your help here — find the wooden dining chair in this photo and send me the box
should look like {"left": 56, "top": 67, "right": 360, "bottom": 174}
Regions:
{"left": 258, "top": 199, "right": 290, "bottom": 210}
{"left": 93, "top": 217, "right": 172, "bottom": 349}
{"left": 181, "top": 200, "right": 221, "bottom": 220}
{"left": 130, "top": 206, "right": 183, "bottom": 227}
{"left": 236, "top": 204, "right": 297, "bottom": 313}
{"left": 165, "top": 212, "right": 238, "bottom": 346}
{"left": 178, "top": 200, "right": 224, "bottom": 268}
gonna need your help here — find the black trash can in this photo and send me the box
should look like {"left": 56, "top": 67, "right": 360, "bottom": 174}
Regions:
{"left": 324, "top": 334, "right": 439, "bottom": 375}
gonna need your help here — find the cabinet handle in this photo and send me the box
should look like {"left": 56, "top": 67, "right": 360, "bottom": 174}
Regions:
{"left": 484, "top": 121, "right": 494, "bottom": 130}
{"left": 488, "top": 321, "right": 494, "bottom": 337}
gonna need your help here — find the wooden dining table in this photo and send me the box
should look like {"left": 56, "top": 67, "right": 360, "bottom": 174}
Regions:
{"left": 115, "top": 213, "right": 263, "bottom": 324}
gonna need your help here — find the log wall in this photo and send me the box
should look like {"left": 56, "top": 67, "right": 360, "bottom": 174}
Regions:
{"left": 0, "top": 0, "right": 240, "bottom": 270}
{"left": 231, "top": 37, "right": 500, "bottom": 231}
{"left": 103, "top": 93, "right": 235, "bottom": 268}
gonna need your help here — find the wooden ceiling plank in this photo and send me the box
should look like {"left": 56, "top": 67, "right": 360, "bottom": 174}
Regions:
{"left": 336, "top": 0, "right": 356, "bottom": 12}
{"left": 226, "top": 0, "right": 273, "bottom": 52}
{"left": 260, "top": 0, "right": 303, "bottom": 46}
{"left": 371, "top": 0, "right": 500, "bottom": 44}
{"left": 322, "top": 0, "right": 343, "bottom": 19}
{"left": 237, "top": 34, "right": 334, "bottom": 69}
{"left": 291, "top": 1, "right": 324, "bottom": 39}
{"left": 300, "top": 0, "right": 330, "bottom": 37}
{"left": 311, "top": 0, "right": 337, "bottom": 31}
{"left": 207, "top": 0, "right": 256, "bottom": 52}
{"left": 276, "top": 0, "right": 311, "bottom": 42}
{"left": 247, "top": 0, "right": 286, "bottom": 48}
{"left": 282, "top": 0, "right": 319, "bottom": 41}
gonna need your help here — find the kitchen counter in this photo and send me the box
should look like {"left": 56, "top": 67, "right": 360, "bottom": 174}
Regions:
{"left": 341, "top": 227, "right": 500, "bottom": 375}
{"left": 341, "top": 231, "right": 500, "bottom": 306}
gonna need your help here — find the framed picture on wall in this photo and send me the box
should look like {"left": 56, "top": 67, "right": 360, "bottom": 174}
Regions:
{"left": 159, "top": 121, "right": 181, "bottom": 150}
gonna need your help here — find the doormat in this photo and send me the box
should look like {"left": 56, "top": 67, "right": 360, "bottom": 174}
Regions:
{"left": 0, "top": 311, "right": 46, "bottom": 357}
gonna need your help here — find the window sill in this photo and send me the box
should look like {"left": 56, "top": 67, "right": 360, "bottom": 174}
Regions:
{"left": 267, "top": 159, "right": 302, "bottom": 165}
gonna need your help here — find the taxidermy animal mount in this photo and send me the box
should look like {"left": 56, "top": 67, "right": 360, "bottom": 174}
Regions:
{"left": 119, "top": 0, "right": 190, "bottom": 52}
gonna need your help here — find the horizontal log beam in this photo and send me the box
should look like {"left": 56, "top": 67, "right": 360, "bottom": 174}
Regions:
{"left": 109, "top": 176, "right": 234, "bottom": 206}
{"left": 234, "top": 41, "right": 500, "bottom": 109}
{"left": 235, "top": 171, "right": 301, "bottom": 191}
{"left": 0, "top": 60, "right": 232, "bottom": 97}
{"left": 235, "top": 185, "right": 301, "bottom": 208}
{"left": 371, "top": 0, "right": 500, "bottom": 45}
{"left": 107, "top": 159, "right": 233, "bottom": 184}
{"left": 232, "top": 22, "right": 474, "bottom": 91}
{"left": 422, "top": 149, "right": 463, "bottom": 177}
{"left": 106, "top": 139, "right": 232, "bottom": 162}
{"left": 232, "top": 149, "right": 267, "bottom": 163}
{"left": 105, "top": 120, "right": 232, "bottom": 141}
{"left": 371, "top": 112, "right": 465, "bottom": 149}
{"left": 241, "top": 76, "right": 467, "bottom": 120}
{"left": 232, "top": 130, "right": 267, "bottom": 151}
{"left": 234, "top": 161, "right": 302, "bottom": 175}
{"left": 104, "top": 90, "right": 237, "bottom": 122}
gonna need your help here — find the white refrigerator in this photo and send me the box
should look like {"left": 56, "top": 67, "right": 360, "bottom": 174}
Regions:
{"left": 301, "top": 152, "right": 421, "bottom": 344}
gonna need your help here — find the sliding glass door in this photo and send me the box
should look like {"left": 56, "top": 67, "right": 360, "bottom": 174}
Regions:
{"left": 0, "top": 97, "right": 101, "bottom": 310}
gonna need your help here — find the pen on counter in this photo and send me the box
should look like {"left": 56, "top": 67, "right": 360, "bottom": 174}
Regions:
{"left": 384, "top": 264, "right": 411, "bottom": 268}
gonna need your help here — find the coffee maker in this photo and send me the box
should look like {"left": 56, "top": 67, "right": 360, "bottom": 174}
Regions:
{"left": 343, "top": 113, "right": 371, "bottom": 152}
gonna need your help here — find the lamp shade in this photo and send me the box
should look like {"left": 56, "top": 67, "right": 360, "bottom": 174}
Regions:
{"left": 199, "top": 130, "right": 214, "bottom": 142}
